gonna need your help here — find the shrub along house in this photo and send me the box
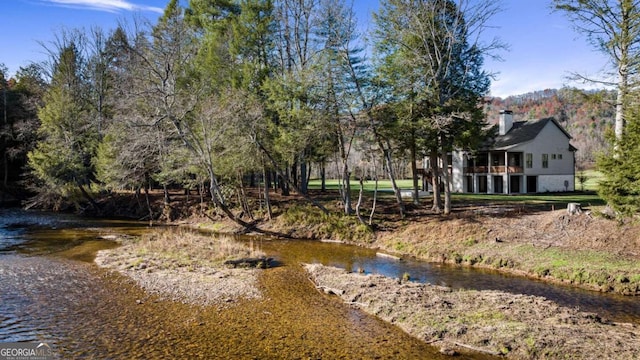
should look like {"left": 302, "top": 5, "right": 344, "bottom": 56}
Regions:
{"left": 451, "top": 110, "right": 577, "bottom": 194}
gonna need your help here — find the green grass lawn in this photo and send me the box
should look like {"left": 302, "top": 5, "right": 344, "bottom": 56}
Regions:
{"left": 576, "top": 170, "right": 604, "bottom": 192}
{"left": 310, "top": 172, "right": 604, "bottom": 193}
{"left": 308, "top": 179, "right": 414, "bottom": 192}
{"left": 308, "top": 177, "right": 605, "bottom": 207}
{"left": 452, "top": 192, "right": 605, "bottom": 207}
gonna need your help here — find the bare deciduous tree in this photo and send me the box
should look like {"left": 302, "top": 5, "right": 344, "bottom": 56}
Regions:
{"left": 554, "top": 0, "right": 640, "bottom": 144}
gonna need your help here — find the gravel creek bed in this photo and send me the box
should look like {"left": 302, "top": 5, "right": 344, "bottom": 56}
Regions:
{"left": 88, "top": 223, "right": 640, "bottom": 359}
{"left": 89, "top": 237, "right": 457, "bottom": 358}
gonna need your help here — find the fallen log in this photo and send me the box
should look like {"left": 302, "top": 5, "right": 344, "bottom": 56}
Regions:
{"left": 376, "top": 252, "right": 402, "bottom": 261}
{"left": 317, "top": 286, "right": 345, "bottom": 296}
{"left": 453, "top": 342, "right": 502, "bottom": 356}
{"left": 224, "top": 257, "right": 273, "bottom": 269}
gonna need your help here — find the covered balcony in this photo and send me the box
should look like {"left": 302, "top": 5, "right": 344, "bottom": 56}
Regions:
{"left": 463, "top": 151, "right": 524, "bottom": 175}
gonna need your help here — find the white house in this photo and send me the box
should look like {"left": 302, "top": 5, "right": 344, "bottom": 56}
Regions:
{"left": 450, "top": 110, "right": 577, "bottom": 194}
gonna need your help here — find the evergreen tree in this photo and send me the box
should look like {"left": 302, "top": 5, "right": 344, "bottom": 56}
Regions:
{"left": 597, "top": 93, "right": 640, "bottom": 216}
{"left": 28, "top": 41, "right": 99, "bottom": 209}
{"left": 373, "top": 0, "right": 501, "bottom": 214}
{"left": 262, "top": 0, "right": 323, "bottom": 197}
{"left": 313, "top": 0, "right": 369, "bottom": 215}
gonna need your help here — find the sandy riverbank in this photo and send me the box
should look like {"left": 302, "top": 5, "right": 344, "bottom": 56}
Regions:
{"left": 305, "top": 263, "right": 640, "bottom": 359}
{"left": 94, "top": 230, "right": 263, "bottom": 306}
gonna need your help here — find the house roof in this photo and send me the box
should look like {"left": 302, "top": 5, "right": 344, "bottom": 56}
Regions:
{"left": 487, "top": 117, "right": 574, "bottom": 150}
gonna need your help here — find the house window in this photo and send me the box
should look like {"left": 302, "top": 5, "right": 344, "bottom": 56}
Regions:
{"left": 552, "top": 154, "right": 557, "bottom": 160}
{"left": 526, "top": 153, "right": 533, "bottom": 168}
{"left": 558, "top": 154, "right": 563, "bottom": 160}
{"left": 542, "top": 154, "right": 549, "bottom": 168}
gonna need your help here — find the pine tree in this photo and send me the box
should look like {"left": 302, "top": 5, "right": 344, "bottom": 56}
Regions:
{"left": 314, "top": 0, "right": 365, "bottom": 215}
{"left": 373, "top": 0, "right": 501, "bottom": 214}
{"left": 598, "top": 94, "right": 640, "bottom": 216}
{"left": 28, "top": 42, "right": 99, "bottom": 208}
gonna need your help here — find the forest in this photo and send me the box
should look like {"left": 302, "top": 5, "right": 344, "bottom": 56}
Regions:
{"left": 0, "top": 0, "right": 638, "bottom": 223}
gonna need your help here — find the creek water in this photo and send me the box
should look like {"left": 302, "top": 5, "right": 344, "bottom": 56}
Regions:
{"left": 1, "top": 208, "right": 638, "bottom": 358}
{"left": 255, "top": 238, "right": 640, "bottom": 325}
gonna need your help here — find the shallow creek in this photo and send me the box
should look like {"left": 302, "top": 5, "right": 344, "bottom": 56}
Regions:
{"left": 1, "top": 209, "right": 638, "bottom": 358}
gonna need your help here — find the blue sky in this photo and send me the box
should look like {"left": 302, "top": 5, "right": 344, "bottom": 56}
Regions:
{"left": 1, "top": 0, "right": 610, "bottom": 98}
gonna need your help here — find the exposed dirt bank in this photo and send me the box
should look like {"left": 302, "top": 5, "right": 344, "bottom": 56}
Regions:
{"left": 372, "top": 208, "right": 640, "bottom": 296}
{"left": 305, "top": 263, "right": 640, "bottom": 359}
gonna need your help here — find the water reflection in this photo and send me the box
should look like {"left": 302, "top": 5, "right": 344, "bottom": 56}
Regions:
{"left": 0, "top": 208, "right": 151, "bottom": 256}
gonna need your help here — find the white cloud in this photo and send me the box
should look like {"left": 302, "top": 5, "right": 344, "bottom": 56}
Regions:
{"left": 43, "top": 0, "right": 163, "bottom": 13}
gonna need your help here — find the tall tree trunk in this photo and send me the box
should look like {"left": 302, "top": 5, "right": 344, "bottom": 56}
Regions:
{"left": 341, "top": 158, "right": 352, "bottom": 215}
{"left": 408, "top": 103, "right": 419, "bottom": 206}
{"left": 355, "top": 177, "right": 366, "bottom": 225}
{"left": 262, "top": 162, "right": 272, "bottom": 220}
{"left": 383, "top": 146, "right": 405, "bottom": 218}
{"left": 430, "top": 148, "right": 442, "bottom": 213}
{"left": 306, "top": 163, "right": 312, "bottom": 192}
{"left": 338, "top": 127, "right": 352, "bottom": 214}
{"left": 282, "top": 165, "right": 290, "bottom": 196}
{"left": 369, "top": 176, "right": 378, "bottom": 226}
{"left": 300, "top": 155, "right": 308, "bottom": 195}
{"left": 410, "top": 134, "right": 420, "bottom": 205}
{"left": 320, "top": 163, "right": 326, "bottom": 192}
{"left": 144, "top": 185, "right": 153, "bottom": 224}
{"left": 199, "top": 181, "right": 205, "bottom": 207}
{"left": 441, "top": 135, "right": 452, "bottom": 215}
{"left": 291, "top": 162, "right": 298, "bottom": 190}
{"left": 614, "top": 64, "right": 627, "bottom": 149}
{"left": 163, "top": 184, "right": 170, "bottom": 205}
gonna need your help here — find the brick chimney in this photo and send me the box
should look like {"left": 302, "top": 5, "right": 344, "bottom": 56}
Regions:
{"left": 499, "top": 110, "right": 513, "bottom": 135}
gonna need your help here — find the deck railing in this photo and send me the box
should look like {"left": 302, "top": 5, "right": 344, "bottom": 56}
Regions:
{"left": 464, "top": 166, "right": 524, "bottom": 174}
